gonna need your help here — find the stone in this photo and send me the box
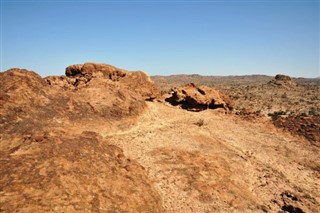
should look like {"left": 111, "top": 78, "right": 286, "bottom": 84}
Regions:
{"left": 165, "top": 83, "right": 233, "bottom": 111}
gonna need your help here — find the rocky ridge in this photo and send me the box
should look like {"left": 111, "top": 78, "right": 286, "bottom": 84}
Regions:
{"left": 0, "top": 63, "right": 160, "bottom": 134}
{"left": 0, "top": 63, "right": 163, "bottom": 212}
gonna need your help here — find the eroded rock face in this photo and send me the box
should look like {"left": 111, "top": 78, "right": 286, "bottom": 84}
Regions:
{"left": 1, "top": 63, "right": 160, "bottom": 134}
{"left": 46, "top": 63, "right": 160, "bottom": 100}
{"left": 0, "top": 68, "right": 50, "bottom": 109}
{"left": 65, "top": 63, "right": 127, "bottom": 81}
{"left": 0, "top": 131, "right": 164, "bottom": 212}
{"left": 165, "top": 83, "right": 233, "bottom": 111}
{"left": 0, "top": 69, "right": 51, "bottom": 133}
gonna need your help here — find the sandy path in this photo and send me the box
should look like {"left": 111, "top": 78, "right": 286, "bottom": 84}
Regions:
{"left": 104, "top": 102, "right": 320, "bottom": 212}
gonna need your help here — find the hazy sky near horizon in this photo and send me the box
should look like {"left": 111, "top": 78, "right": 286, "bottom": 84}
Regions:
{"left": 1, "top": 0, "right": 319, "bottom": 77}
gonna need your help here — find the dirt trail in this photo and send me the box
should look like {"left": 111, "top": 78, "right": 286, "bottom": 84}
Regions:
{"left": 103, "top": 102, "right": 319, "bottom": 213}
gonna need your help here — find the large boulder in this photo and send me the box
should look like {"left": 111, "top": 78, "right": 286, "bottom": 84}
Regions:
{"left": 65, "top": 63, "right": 127, "bottom": 81}
{"left": 165, "top": 83, "right": 233, "bottom": 112}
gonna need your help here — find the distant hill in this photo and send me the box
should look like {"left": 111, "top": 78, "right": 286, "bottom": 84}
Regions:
{"left": 152, "top": 74, "right": 320, "bottom": 92}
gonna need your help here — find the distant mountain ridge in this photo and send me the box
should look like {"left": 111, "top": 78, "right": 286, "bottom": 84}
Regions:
{"left": 151, "top": 74, "right": 320, "bottom": 91}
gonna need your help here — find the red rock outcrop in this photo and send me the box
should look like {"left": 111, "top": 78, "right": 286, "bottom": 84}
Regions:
{"left": 0, "top": 63, "right": 164, "bottom": 212}
{"left": 1, "top": 63, "right": 160, "bottom": 134}
{"left": 0, "top": 69, "right": 52, "bottom": 134}
{"left": 45, "top": 62, "right": 160, "bottom": 100}
{"left": 0, "top": 68, "right": 50, "bottom": 110}
{"left": 273, "top": 115, "right": 320, "bottom": 145}
{"left": 165, "top": 83, "right": 233, "bottom": 111}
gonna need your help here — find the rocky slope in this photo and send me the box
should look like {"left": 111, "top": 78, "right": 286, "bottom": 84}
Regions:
{"left": 1, "top": 64, "right": 319, "bottom": 212}
{"left": 0, "top": 63, "right": 160, "bottom": 134}
{"left": 0, "top": 63, "right": 163, "bottom": 212}
{"left": 273, "top": 115, "right": 320, "bottom": 146}
{"left": 0, "top": 131, "right": 163, "bottom": 212}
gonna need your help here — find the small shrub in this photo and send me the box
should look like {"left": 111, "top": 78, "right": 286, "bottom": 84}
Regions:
{"left": 309, "top": 107, "right": 318, "bottom": 116}
{"left": 300, "top": 112, "right": 307, "bottom": 117}
{"left": 195, "top": 119, "right": 204, "bottom": 127}
{"left": 268, "top": 111, "right": 286, "bottom": 120}
{"left": 232, "top": 95, "right": 240, "bottom": 100}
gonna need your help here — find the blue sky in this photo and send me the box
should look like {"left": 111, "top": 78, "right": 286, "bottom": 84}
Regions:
{"left": 1, "top": 0, "right": 319, "bottom": 77}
